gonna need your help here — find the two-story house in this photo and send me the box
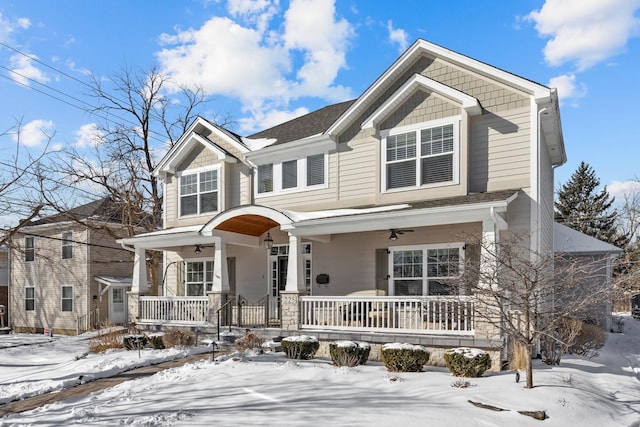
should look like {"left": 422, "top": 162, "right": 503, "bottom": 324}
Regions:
{"left": 118, "top": 39, "right": 566, "bottom": 366}
{"left": 10, "top": 198, "right": 135, "bottom": 335}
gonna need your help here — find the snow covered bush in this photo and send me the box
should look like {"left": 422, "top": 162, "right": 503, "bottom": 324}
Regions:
{"left": 381, "top": 343, "right": 430, "bottom": 372}
{"left": 281, "top": 335, "right": 319, "bottom": 360}
{"left": 329, "top": 341, "right": 370, "bottom": 367}
{"left": 89, "top": 329, "right": 125, "bottom": 353}
{"left": 443, "top": 347, "right": 491, "bottom": 377}
{"left": 235, "top": 333, "right": 264, "bottom": 352}
{"left": 162, "top": 329, "right": 195, "bottom": 348}
{"left": 123, "top": 334, "right": 148, "bottom": 350}
{"left": 148, "top": 334, "right": 165, "bottom": 349}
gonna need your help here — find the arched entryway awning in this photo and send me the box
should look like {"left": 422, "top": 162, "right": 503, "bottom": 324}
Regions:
{"left": 200, "top": 205, "right": 294, "bottom": 237}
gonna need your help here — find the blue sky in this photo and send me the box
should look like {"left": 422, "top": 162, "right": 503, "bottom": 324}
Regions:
{"left": 1, "top": 0, "right": 639, "bottom": 219}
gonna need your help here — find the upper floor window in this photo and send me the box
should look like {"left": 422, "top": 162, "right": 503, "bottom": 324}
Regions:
{"left": 179, "top": 168, "right": 219, "bottom": 216}
{"left": 257, "top": 154, "right": 327, "bottom": 196}
{"left": 383, "top": 119, "right": 458, "bottom": 191}
{"left": 62, "top": 232, "right": 73, "bottom": 259}
{"left": 25, "top": 236, "right": 34, "bottom": 262}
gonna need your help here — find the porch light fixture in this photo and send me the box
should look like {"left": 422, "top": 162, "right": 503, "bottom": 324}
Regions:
{"left": 194, "top": 245, "right": 202, "bottom": 254}
{"left": 264, "top": 232, "right": 274, "bottom": 250}
{"left": 389, "top": 230, "right": 399, "bottom": 241}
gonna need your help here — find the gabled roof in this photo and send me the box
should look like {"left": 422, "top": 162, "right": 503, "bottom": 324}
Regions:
{"left": 554, "top": 223, "right": 623, "bottom": 255}
{"left": 28, "top": 197, "right": 124, "bottom": 226}
{"left": 247, "top": 99, "right": 355, "bottom": 146}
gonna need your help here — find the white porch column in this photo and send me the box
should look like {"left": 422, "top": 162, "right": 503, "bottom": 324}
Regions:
{"left": 212, "top": 236, "right": 230, "bottom": 292}
{"left": 131, "top": 246, "right": 149, "bottom": 293}
{"left": 480, "top": 218, "right": 498, "bottom": 289}
{"left": 285, "top": 234, "right": 306, "bottom": 292}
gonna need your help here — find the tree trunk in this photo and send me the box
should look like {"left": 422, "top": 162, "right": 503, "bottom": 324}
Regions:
{"left": 525, "top": 345, "right": 534, "bottom": 388}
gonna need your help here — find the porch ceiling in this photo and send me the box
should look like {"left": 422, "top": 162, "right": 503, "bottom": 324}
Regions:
{"left": 215, "top": 214, "right": 279, "bottom": 236}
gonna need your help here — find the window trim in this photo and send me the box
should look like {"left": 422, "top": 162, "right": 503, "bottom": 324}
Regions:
{"left": 25, "top": 286, "right": 35, "bottom": 311}
{"left": 184, "top": 259, "right": 214, "bottom": 297}
{"left": 388, "top": 242, "right": 465, "bottom": 296}
{"left": 381, "top": 117, "right": 460, "bottom": 192}
{"left": 25, "top": 236, "right": 34, "bottom": 262}
{"left": 177, "top": 165, "right": 221, "bottom": 217}
{"left": 61, "top": 285, "right": 73, "bottom": 312}
{"left": 61, "top": 232, "right": 73, "bottom": 260}
{"left": 256, "top": 153, "right": 328, "bottom": 197}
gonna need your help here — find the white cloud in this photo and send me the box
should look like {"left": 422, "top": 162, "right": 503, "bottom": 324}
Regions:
{"left": 74, "top": 123, "right": 103, "bottom": 148}
{"left": 238, "top": 106, "right": 309, "bottom": 133}
{"left": 548, "top": 73, "right": 587, "bottom": 105}
{"left": 12, "top": 119, "right": 55, "bottom": 147}
{"left": 9, "top": 53, "right": 50, "bottom": 86}
{"left": 387, "top": 20, "right": 409, "bottom": 53}
{"left": 0, "top": 12, "right": 30, "bottom": 42}
{"left": 156, "top": 0, "right": 355, "bottom": 133}
{"left": 527, "top": 0, "right": 640, "bottom": 71}
{"left": 608, "top": 180, "right": 640, "bottom": 199}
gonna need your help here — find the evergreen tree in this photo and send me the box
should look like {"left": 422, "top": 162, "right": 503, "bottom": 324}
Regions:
{"left": 555, "top": 161, "right": 628, "bottom": 247}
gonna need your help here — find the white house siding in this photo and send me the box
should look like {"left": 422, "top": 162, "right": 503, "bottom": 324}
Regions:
{"left": 539, "top": 133, "right": 555, "bottom": 254}
{"left": 469, "top": 107, "right": 531, "bottom": 193}
{"left": 11, "top": 226, "right": 89, "bottom": 334}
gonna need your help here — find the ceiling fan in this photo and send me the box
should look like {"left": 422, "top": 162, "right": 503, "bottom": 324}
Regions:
{"left": 388, "top": 228, "right": 414, "bottom": 241}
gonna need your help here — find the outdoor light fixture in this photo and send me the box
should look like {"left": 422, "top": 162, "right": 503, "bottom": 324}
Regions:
{"left": 389, "top": 230, "right": 399, "bottom": 241}
{"left": 264, "top": 232, "right": 274, "bottom": 250}
{"left": 194, "top": 245, "right": 202, "bottom": 254}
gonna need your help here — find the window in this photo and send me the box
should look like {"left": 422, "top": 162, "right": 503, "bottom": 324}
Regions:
{"left": 282, "top": 160, "right": 298, "bottom": 189}
{"left": 185, "top": 260, "right": 214, "bottom": 296}
{"left": 389, "top": 244, "right": 463, "bottom": 296}
{"left": 25, "top": 236, "right": 34, "bottom": 262}
{"left": 258, "top": 164, "right": 273, "bottom": 193}
{"left": 306, "top": 154, "right": 325, "bottom": 186}
{"left": 61, "top": 286, "right": 73, "bottom": 312}
{"left": 179, "top": 169, "right": 218, "bottom": 216}
{"left": 25, "top": 287, "right": 35, "bottom": 311}
{"left": 384, "top": 120, "right": 457, "bottom": 190}
{"left": 62, "top": 232, "right": 73, "bottom": 259}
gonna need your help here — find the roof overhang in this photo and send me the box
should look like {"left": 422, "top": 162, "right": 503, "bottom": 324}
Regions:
{"left": 94, "top": 276, "right": 132, "bottom": 298}
{"left": 361, "top": 74, "right": 481, "bottom": 133}
{"left": 244, "top": 134, "right": 336, "bottom": 165}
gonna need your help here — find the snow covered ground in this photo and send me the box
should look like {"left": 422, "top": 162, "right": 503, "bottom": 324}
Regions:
{"left": 1, "top": 316, "right": 639, "bottom": 426}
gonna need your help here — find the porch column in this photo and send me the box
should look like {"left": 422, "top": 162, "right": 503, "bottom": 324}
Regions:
{"left": 475, "top": 218, "right": 503, "bottom": 351}
{"left": 212, "top": 236, "right": 230, "bottom": 292}
{"left": 285, "top": 234, "right": 305, "bottom": 293}
{"left": 131, "top": 246, "right": 149, "bottom": 293}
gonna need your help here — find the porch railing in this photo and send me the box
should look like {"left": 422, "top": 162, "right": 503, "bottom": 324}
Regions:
{"left": 76, "top": 308, "right": 100, "bottom": 335}
{"left": 299, "top": 296, "right": 474, "bottom": 335}
{"left": 139, "top": 296, "right": 209, "bottom": 324}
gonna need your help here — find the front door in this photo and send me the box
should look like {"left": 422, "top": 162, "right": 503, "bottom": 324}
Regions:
{"left": 109, "top": 287, "right": 126, "bottom": 324}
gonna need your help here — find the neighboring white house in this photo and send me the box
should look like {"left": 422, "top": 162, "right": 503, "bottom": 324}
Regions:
{"left": 10, "top": 198, "right": 134, "bottom": 335}
{"left": 118, "top": 39, "right": 567, "bottom": 367}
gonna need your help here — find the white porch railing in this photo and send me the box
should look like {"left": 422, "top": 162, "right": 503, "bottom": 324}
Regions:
{"left": 139, "top": 296, "right": 209, "bottom": 324}
{"left": 299, "top": 296, "right": 474, "bottom": 335}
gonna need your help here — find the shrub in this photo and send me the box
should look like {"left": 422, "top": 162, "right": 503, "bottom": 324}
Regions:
{"left": 162, "top": 329, "right": 195, "bottom": 348}
{"left": 148, "top": 334, "right": 165, "bottom": 349}
{"left": 329, "top": 341, "right": 371, "bottom": 367}
{"left": 509, "top": 342, "right": 527, "bottom": 371}
{"left": 123, "top": 334, "right": 148, "bottom": 350}
{"left": 444, "top": 347, "right": 492, "bottom": 377}
{"left": 569, "top": 321, "right": 606, "bottom": 357}
{"left": 281, "top": 335, "right": 319, "bottom": 360}
{"left": 235, "top": 333, "right": 265, "bottom": 352}
{"left": 381, "top": 343, "right": 430, "bottom": 372}
{"left": 89, "top": 329, "right": 125, "bottom": 353}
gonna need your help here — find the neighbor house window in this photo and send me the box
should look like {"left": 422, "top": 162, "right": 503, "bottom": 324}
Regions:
{"left": 389, "top": 244, "right": 463, "bottom": 296}
{"left": 25, "top": 236, "right": 34, "bottom": 262}
{"left": 384, "top": 120, "right": 457, "bottom": 190}
{"left": 306, "top": 154, "right": 325, "bottom": 186}
{"left": 25, "top": 287, "right": 35, "bottom": 311}
{"left": 61, "top": 285, "right": 73, "bottom": 312}
{"left": 185, "top": 260, "right": 214, "bottom": 296}
{"left": 62, "top": 232, "right": 73, "bottom": 259}
{"left": 179, "top": 169, "right": 219, "bottom": 216}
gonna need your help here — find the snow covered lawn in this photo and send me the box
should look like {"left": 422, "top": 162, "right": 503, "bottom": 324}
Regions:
{"left": 1, "top": 317, "right": 639, "bottom": 426}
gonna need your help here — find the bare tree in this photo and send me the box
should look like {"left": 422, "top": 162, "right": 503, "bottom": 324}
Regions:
{"left": 457, "top": 232, "right": 612, "bottom": 389}
{"left": 0, "top": 119, "right": 51, "bottom": 247}
{"left": 39, "top": 65, "right": 230, "bottom": 294}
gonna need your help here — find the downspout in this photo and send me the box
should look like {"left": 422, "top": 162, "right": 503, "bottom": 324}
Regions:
{"left": 536, "top": 107, "right": 549, "bottom": 256}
